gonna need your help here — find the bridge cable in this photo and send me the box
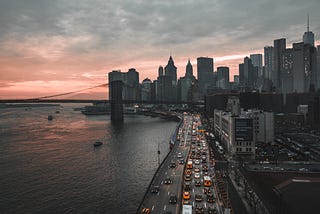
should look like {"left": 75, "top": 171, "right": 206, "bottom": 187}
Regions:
{"left": 29, "top": 83, "right": 109, "bottom": 100}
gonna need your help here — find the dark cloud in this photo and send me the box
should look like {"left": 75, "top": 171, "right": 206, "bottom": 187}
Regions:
{"left": 0, "top": 0, "right": 320, "bottom": 79}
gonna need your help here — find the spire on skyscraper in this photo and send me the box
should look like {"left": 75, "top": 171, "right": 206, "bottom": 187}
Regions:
{"left": 307, "top": 13, "right": 310, "bottom": 32}
{"left": 303, "top": 14, "right": 315, "bottom": 46}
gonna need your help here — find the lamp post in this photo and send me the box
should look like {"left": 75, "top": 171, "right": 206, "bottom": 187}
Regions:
{"left": 157, "top": 143, "right": 160, "bottom": 166}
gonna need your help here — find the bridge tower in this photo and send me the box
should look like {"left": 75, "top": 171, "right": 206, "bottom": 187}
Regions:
{"left": 110, "top": 80, "right": 124, "bottom": 122}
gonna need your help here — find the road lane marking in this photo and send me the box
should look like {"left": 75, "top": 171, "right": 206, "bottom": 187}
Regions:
{"left": 152, "top": 205, "right": 155, "bottom": 210}
{"left": 168, "top": 191, "right": 170, "bottom": 195}
{"left": 164, "top": 205, "right": 166, "bottom": 210}
{"left": 204, "top": 202, "right": 207, "bottom": 208}
{"left": 193, "top": 189, "right": 194, "bottom": 193}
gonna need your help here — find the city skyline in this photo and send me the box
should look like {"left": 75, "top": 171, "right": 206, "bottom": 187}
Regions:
{"left": 1, "top": 0, "right": 320, "bottom": 99}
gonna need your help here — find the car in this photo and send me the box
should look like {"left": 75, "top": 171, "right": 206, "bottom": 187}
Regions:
{"left": 170, "top": 161, "right": 176, "bottom": 168}
{"left": 194, "top": 172, "right": 200, "bottom": 179}
{"left": 179, "top": 159, "right": 184, "bottom": 164}
{"left": 183, "top": 200, "right": 190, "bottom": 205}
{"left": 194, "top": 159, "right": 200, "bottom": 165}
{"left": 150, "top": 185, "right": 160, "bottom": 193}
{"left": 183, "top": 191, "right": 191, "bottom": 200}
{"left": 185, "top": 169, "right": 192, "bottom": 175}
{"left": 164, "top": 177, "right": 172, "bottom": 184}
{"left": 203, "top": 187, "right": 209, "bottom": 194}
{"left": 141, "top": 208, "right": 150, "bottom": 214}
{"left": 203, "top": 165, "right": 208, "bottom": 172}
{"left": 207, "top": 193, "right": 215, "bottom": 203}
{"left": 195, "top": 204, "right": 204, "bottom": 214}
{"left": 195, "top": 180, "right": 201, "bottom": 186}
{"left": 184, "top": 182, "right": 191, "bottom": 191}
{"left": 208, "top": 207, "right": 217, "bottom": 214}
{"left": 177, "top": 152, "right": 182, "bottom": 158}
{"left": 185, "top": 174, "right": 192, "bottom": 181}
{"left": 169, "top": 195, "right": 177, "bottom": 204}
{"left": 194, "top": 167, "right": 200, "bottom": 173}
{"left": 195, "top": 194, "right": 203, "bottom": 202}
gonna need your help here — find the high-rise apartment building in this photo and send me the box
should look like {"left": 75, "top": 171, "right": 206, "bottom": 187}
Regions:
{"left": 273, "top": 38, "right": 286, "bottom": 91}
{"left": 281, "top": 48, "right": 294, "bottom": 93}
{"left": 264, "top": 46, "right": 274, "bottom": 80}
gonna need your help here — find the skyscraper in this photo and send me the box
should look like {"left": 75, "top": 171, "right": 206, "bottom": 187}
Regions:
{"left": 239, "top": 63, "right": 245, "bottom": 86}
{"left": 155, "top": 56, "right": 178, "bottom": 101}
{"left": 264, "top": 46, "right": 274, "bottom": 80}
{"left": 141, "top": 78, "right": 152, "bottom": 101}
{"left": 179, "top": 59, "right": 195, "bottom": 102}
{"left": 126, "top": 68, "right": 139, "bottom": 100}
{"left": 292, "top": 42, "right": 318, "bottom": 92}
{"left": 273, "top": 38, "right": 286, "bottom": 91}
{"left": 185, "top": 58, "right": 193, "bottom": 79}
{"left": 303, "top": 15, "right": 315, "bottom": 47}
{"left": 317, "top": 46, "right": 320, "bottom": 89}
{"left": 217, "top": 66, "right": 230, "bottom": 89}
{"left": 250, "top": 54, "right": 263, "bottom": 77}
{"left": 108, "top": 70, "right": 123, "bottom": 100}
{"left": 197, "top": 57, "right": 214, "bottom": 95}
{"left": 164, "top": 56, "right": 177, "bottom": 85}
{"left": 158, "top": 66, "right": 164, "bottom": 77}
{"left": 281, "top": 48, "right": 294, "bottom": 93}
{"left": 244, "top": 56, "right": 255, "bottom": 88}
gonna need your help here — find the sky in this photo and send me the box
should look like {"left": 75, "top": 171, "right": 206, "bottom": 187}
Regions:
{"left": 0, "top": 0, "right": 320, "bottom": 99}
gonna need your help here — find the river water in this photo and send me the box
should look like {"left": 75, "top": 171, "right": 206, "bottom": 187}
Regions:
{"left": 0, "top": 104, "right": 178, "bottom": 214}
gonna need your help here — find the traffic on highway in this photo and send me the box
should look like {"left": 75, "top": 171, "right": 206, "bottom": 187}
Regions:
{"left": 138, "top": 114, "right": 224, "bottom": 214}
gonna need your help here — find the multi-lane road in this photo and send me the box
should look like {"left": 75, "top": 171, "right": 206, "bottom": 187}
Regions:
{"left": 138, "top": 115, "right": 193, "bottom": 214}
{"left": 138, "top": 114, "right": 224, "bottom": 214}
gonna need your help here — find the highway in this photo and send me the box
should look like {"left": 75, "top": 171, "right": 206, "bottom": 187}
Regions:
{"left": 138, "top": 115, "right": 193, "bottom": 214}
{"left": 180, "top": 116, "right": 223, "bottom": 214}
{"left": 138, "top": 114, "right": 226, "bottom": 214}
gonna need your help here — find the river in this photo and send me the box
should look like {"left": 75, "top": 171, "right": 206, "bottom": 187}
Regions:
{"left": 0, "top": 104, "right": 178, "bottom": 213}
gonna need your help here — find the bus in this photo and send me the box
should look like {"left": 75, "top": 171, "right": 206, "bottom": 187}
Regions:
{"left": 204, "top": 176, "right": 212, "bottom": 187}
{"left": 187, "top": 160, "right": 193, "bottom": 169}
{"left": 182, "top": 205, "right": 192, "bottom": 214}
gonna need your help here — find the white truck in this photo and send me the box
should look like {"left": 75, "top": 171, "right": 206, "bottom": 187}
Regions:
{"left": 182, "top": 205, "right": 192, "bottom": 214}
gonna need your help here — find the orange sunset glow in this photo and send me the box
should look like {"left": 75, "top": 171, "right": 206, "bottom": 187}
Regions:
{"left": 1, "top": 1, "right": 319, "bottom": 99}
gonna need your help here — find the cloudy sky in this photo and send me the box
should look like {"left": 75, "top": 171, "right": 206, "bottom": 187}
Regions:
{"left": 0, "top": 0, "right": 319, "bottom": 99}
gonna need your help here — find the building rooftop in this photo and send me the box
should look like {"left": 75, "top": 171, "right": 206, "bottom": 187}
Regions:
{"left": 273, "top": 177, "right": 320, "bottom": 214}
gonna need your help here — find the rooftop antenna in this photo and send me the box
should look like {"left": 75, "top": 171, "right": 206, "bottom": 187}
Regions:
{"left": 307, "top": 14, "right": 310, "bottom": 32}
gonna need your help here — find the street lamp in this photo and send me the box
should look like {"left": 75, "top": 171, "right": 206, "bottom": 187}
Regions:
{"left": 157, "top": 142, "right": 161, "bottom": 166}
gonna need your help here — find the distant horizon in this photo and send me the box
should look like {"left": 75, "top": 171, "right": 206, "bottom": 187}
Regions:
{"left": 1, "top": 0, "right": 320, "bottom": 99}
